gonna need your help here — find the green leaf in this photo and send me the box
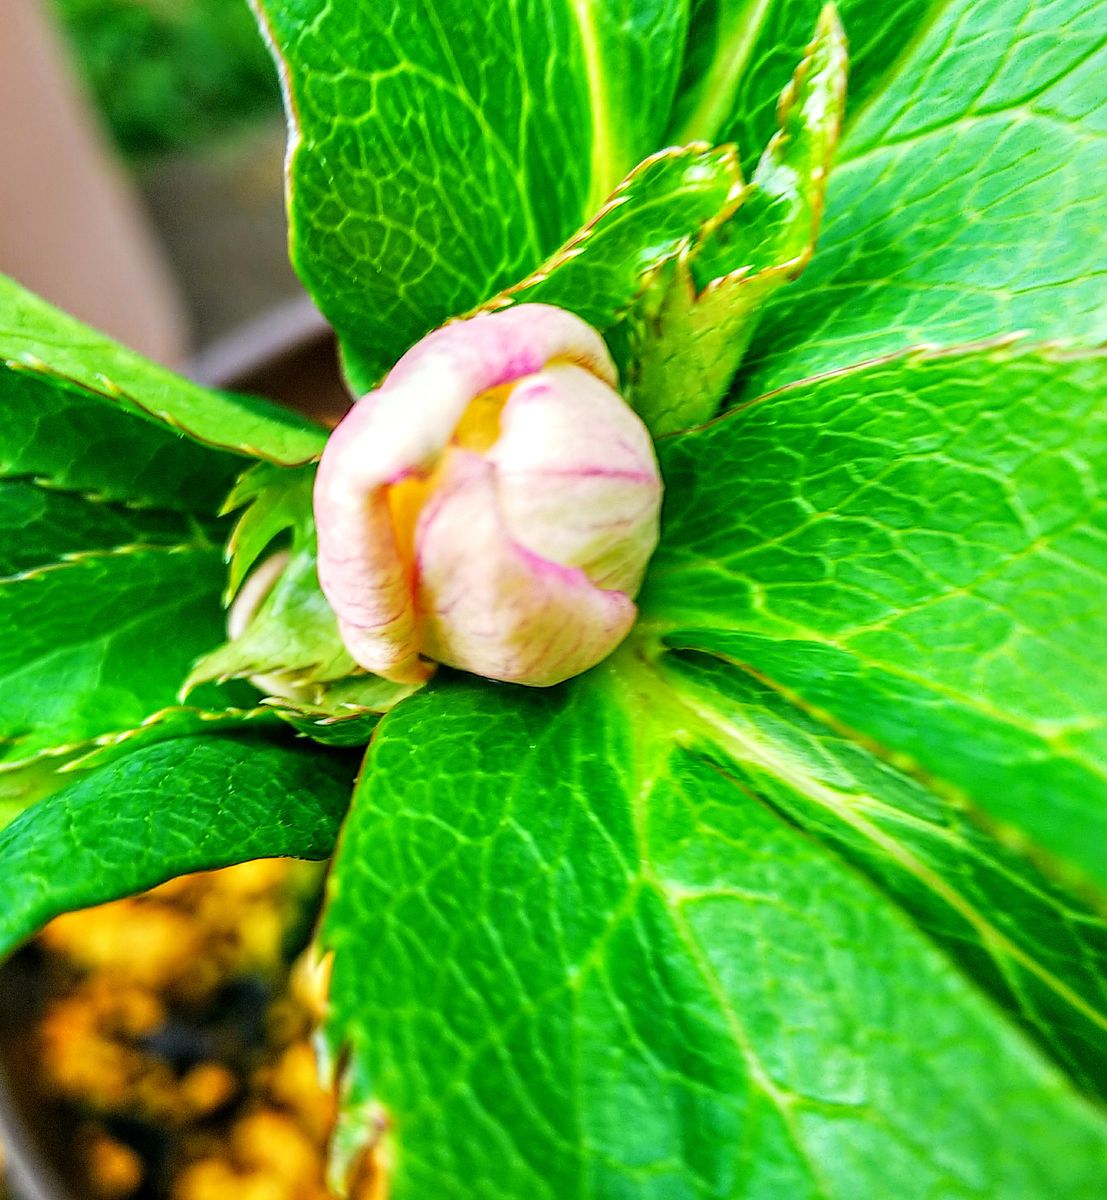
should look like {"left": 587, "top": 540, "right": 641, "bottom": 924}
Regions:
{"left": 660, "top": 649, "right": 1107, "bottom": 1101}
{"left": 0, "top": 701, "right": 277, "bottom": 834}
{"left": 0, "top": 757, "right": 80, "bottom": 833}
{"left": 0, "top": 362, "right": 243, "bottom": 514}
{"left": 643, "top": 342, "right": 1107, "bottom": 900}
{"left": 739, "top": 0, "right": 1107, "bottom": 393}
{"left": 0, "top": 275, "right": 327, "bottom": 465}
{"left": 189, "top": 542, "right": 356, "bottom": 691}
{"left": 322, "top": 672, "right": 1107, "bottom": 1196}
{"left": 251, "top": 0, "right": 691, "bottom": 392}
{"left": 57, "top": 701, "right": 279, "bottom": 774}
{"left": 0, "top": 733, "right": 356, "bottom": 959}
{"left": 266, "top": 696, "right": 389, "bottom": 749}
{"left": 0, "top": 796, "right": 31, "bottom": 833}
{"left": 0, "top": 340, "right": 272, "bottom": 774}
{"left": 628, "top": 6, "right": 846, "bottom": 433}
{"left": 0, "top": 543, "right": 228, "bottom": 768}
{"left": 667, "top": 0, "right": 929, "bottom": 165}
{"left": 689, "top": 5, "right": 846, "bottom": 286}
{"left": 189, "top": 539, "right": 414, "bottom": 733}
{"left": 474, "top": 144, "right": 743, "bottom": 339}
{"left": 665, "top": 0, "right": 757, "bottom": 145}
{"left": 223, "top": 461, "right": 316, "bottom": 599}
{"left": 0, "top": 480, "right": 209, "bottom": 577}
{"left": 190, "top": 464, "right": 415, "bottom": 733}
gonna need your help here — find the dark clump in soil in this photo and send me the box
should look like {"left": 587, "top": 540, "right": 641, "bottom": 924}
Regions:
{"left": 2, "top": 861, "right": 338, "bottom": 1200}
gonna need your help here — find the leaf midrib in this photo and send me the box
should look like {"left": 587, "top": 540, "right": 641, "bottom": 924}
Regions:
{"left": 656, "top": 612, "right": 1107, "bottom": 788}
{"left": 610, "top": 693, "right": 821, "bottom": 1183}
{"left": 666, "top": 0, "right": 776, "bottom": 147}
{"left": 613, "top": 647, "right": 1107, "bottom": 1046}
{"left": 569, "top": 0, "right": 620, "bottom": 211}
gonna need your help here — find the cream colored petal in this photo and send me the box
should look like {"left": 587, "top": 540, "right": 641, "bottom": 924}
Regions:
{"left": 489, "top": 363, "right": 662, "bottom": 595}
{"left": 386, "top": 302, "right": 617, "bottom": 399}
{"left": 317, "top": 496, "right": 428, "bottom": 681}
{"left": 314, "top": 304, "right": 618, "bottom": 682}
{"left": 416, "top": 449, "right": 636, "bottom": 687}
{"left": 313, "top": 394, "right": 437, "bottom": 682}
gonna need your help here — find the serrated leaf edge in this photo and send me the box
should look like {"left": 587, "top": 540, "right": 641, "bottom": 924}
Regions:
{"left": 0, "top": 702, "right": 275, "bottom": 776}
{"left": 469, "top": 142, "right": 746, "bottom": 321}
{"left": 3, "top": 355, "right": 324, "bottom": 468}
{"left": 0, "top": 538, "right": 217, "bottom": 589}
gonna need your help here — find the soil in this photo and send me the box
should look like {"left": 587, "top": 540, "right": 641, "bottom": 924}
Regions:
{"left": 2, "top": 862, "right": 339, "bottom": 1199}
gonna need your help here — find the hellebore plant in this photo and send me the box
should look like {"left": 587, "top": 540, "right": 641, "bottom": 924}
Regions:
{"left": 314, "top": 304, "right": 662, "bottom": 687}
{"left": 2, "top": 1, "right": 1107, "bottom": 1196}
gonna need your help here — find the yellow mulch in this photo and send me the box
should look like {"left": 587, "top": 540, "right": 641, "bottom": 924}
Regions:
{"left": 23, "top": 860, "right": 340, "bottom": 1200}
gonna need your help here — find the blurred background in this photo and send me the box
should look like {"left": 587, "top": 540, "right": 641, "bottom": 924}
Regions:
{"left": 0, "top": 0, "right": 316, "bottom": 370}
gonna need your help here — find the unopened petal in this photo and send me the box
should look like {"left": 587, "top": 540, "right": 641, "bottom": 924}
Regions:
{"left": 490, "top": 364, "right": 662, "bottom": 595}
{"left": 315, "top": 305, "right": 621, "bottom": 682}
{"left": 387, "top": 302, "right": 617, "bottom": 400}
{"left": 416, "top": 450, "right": 636, "bottom": 687}
{"left": 315, "top": 472, "right": 427, "bottom": 682}
{"left": 313, "top": 395, "right": 435, "bottom": 682}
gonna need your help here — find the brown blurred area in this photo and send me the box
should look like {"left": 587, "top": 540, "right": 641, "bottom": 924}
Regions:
{"left": 0, "top": 0, "right": 308, "bottom": 367}
{"left": 0, "top": 0, "right": 188, "bottom": 365}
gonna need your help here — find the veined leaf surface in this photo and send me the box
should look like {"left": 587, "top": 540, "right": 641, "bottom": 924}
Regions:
{"left": 322, "top": 671, "right": 1107, "bottom": 1197}
{"left": 0, "top": 363, "right": 243, "bottom": 514}
{"left": 474, "top": 143, "right": 743, "bottom": 338}
{"left": 658, "top": 650, "right": 1107, "bottom": 1101}
{"left": 644, "top": 343, "right": 1107, "bottom": 899}
{"left": 251, "top": 0, "right": 691, "bottom": 391}
{"left": 739, "top": 0, "right": 1107, "bottom": 393}
{"left": 630, "top": 6, "right": 847, "bottom": 432}
{"left": 0, "top": 275, "right": 327, "bottom": 465}
{"left": 0, "top": 734, "right": 356, "bottom": 958}
{"left": 0, "top": 481, "right": 207, "bottom": 578}
{"left": 667, "top": 0, "right": 931, "bottom": 164}
{"left": 0, "top": 544, "right": 228, "bottom": 768}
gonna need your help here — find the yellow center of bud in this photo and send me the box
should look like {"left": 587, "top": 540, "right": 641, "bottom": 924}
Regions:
{"left": 385, "top": 384, "right": 513, "bottom": 588}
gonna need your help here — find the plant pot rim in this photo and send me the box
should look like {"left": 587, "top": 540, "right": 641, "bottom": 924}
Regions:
{"left": 186, "top": 292, "right": 332, "bottom": 391}
{"left": 0, "top": 1061, "right": 67, "bottom": 1200}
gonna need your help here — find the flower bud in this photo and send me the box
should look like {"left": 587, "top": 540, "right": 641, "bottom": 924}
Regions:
{"left": 314, "top": 304, "right": 662, "bottom": 687}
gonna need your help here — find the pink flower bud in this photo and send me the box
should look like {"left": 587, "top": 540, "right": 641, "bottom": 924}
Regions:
{"left": 314, "top": 305, "right": 662, "bottom": 687}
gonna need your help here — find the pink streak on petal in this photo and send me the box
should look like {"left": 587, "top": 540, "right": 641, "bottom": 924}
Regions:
{"left": 415, "top": 450, "right": 636, "bottom": 687}
{"left": 489, "top": 364, "right": 662, "bottom": 596}
{"left": 313, "top": 391, "right": 438, "bottom": 682}
{"left": 314, "top": 306, "right": 618, "bottom": 682}
{"left": 385, "top": 303, "right": 617, "bottom": 397}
